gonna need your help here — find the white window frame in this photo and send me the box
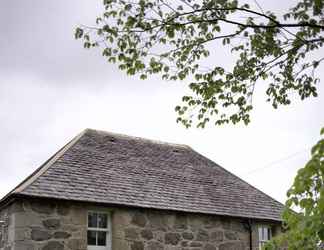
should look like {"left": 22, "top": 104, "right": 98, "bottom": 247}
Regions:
{"left": 258, "top": 225, "right": 272, "bottom": 250}
{"left": 87, "top": 211, "right": 112, "bottom": 250}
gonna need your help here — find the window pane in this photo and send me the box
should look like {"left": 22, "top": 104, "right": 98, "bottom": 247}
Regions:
{"left": 264, "top": 227, "right": 268, "bottom": 240}
{"left": 258, "top": 227, "right": 263, "bottom": 241}
{"left": 87, "top": 230, "right": 97, "bottom": 246}
{"left": 97, "top": 231, "right": 107, "bottom": 246}
{"left": 88, "top": 212, "right": 97, "bottom": 227}
{"left": 98, "top": 213, "right": 108, "bottom": 228}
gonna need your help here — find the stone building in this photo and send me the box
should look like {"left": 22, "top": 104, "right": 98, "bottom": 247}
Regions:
{"left": 0, "top": 129, "right": 284, "bottom": 250}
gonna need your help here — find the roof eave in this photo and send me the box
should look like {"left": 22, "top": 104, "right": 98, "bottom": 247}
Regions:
{"left": 3, "top": 193, "right": 283, "bottom": 223}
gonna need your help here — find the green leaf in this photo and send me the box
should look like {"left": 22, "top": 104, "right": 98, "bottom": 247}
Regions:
{"left": 74, "top": 28, "right": 84, "bottom": 39}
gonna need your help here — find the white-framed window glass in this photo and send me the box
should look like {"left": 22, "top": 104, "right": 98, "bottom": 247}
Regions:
{"left": 258, "top": 226, "right": 272, "bottom": 250}
{"left": 87, "top": 211, "right": 111, "bottom": 250}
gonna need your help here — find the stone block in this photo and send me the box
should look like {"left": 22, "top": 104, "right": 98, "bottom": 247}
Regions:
{"left": 140, "top": 229, "right": 153, "bottom": 240}
{"left": 147, "top": 213, "right": 167, "bottom": 231}
{"left": 181, "top": 241, "right": 188, "bottom": 247}
{"left": 130, "top": 241, "right": 144, "bottom": 250}
{"left": 188, "top": 216, "right": 204, "bottom": 231}
{"left": 231, "top": 221, "right": 246, "bottom": 233}
{"left": 165, "top": 246, "right": 182, "bottom": 250}
{"left": 224, "top": 231, "right": 237, "bottom": 240}
{"left": 14, "top": 228, "right": 28, "bottom": 241}
{"left": 190, "top": 241, "right": 203, "bottom": 247}
{"left": 173, "top": 214, "right": 187, "bottom": 230}
{"left": 147, "top": 241, "right": 163, "bottom": 250}
{"left": 204, "top": 243, "right": 216, "bottom": 250}
{"left": 237, "top": 231, "right": 249, "bottom": 242}
{"left": 69, "top": 207, "right": 86, "bottom": 226}
{"left": 210, "top": 230, "right": 223, "bottom": 242}
{"left": 61, "top": 224, "right": 80, "bottom": 233}
{"left": 112, "top": 236, "right": 129, "bottom": 250}
{"left": 30, "top": 201, "right": 56, "bottom": 215}
{"left": 124, "top": 227, "right": 139, "bottom": 240}
{"left": 182, "top": 231, "right": 194, "bottom": 240}
{"left": 57, "top": 203, "right": 70, "bottom": 216}
{"left": 42, "top": 241, "right": 64, "bottom": 250}
{"left": 154, "top": 231, "right": 164, "bottom": 242}
{"left": 165, "top": 232, "right": 181, "bottom": 245}
{"left": 203, "top": 215, "right": 221, "bottom": 229}
{"left": 13, "top": 242, "right": 35, "bottom": 250}
{"left": 66, "top": 238, "right": 86, "bottom": 250}
{"left": 220, "top": 219, "right": 231, "bottom": 230}
{"left": 219, "top": 241, "right": 245, "bottom": 250}
{"left": 14, "top": 212, "right": 42, "bottom": 227}
{"left": 131, "top": 212, "right": 147, "bottom": 227}
{"left": 43, "top": 219, "right": 61, "bottom": 230}
{"left": 31, "top": 228, "right": 52, "bottom": 241}
{"left": 53, "top": 231, "right": 71, "bottom": 239}
{"left": 196, "top": 229, "right": 209, "bottom": 241}
{"left": 113, "top": 210, "right": 131, "bottom": 227}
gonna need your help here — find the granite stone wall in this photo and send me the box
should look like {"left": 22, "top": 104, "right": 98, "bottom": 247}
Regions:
{"left": 0, "top": 198, "right": 281, "bottom": 250}
{"left": 112, "top": 208, "right": 275, "bottom": 250}
{"left": 0, "top": 199, "right": 87, "bottom": 250}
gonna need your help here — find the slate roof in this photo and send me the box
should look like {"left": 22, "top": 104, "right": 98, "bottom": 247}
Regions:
{"left": 2, "top": 129, "right": 284, "bottom": 221}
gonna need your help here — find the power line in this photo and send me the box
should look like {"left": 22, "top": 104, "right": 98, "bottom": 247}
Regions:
{"left": 241, "top": 147, "right": 311, "bottom": 175}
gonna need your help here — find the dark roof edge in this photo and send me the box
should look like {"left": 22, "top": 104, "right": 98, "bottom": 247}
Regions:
{"left": 189, "top": 147, "right": 285, "bottom": 209}
{"left": 0, "top": 195, "right": 17, "bottom": 211}
{"left": 6, "top": 193, "right": 283, "bottom": 223}
{"left": 0, "top": 130, "right": 87, "bottom": 207}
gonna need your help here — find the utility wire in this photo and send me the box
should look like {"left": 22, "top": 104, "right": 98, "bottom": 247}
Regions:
{"left": 242, "top": 147, "right": 311, "bottom": 175}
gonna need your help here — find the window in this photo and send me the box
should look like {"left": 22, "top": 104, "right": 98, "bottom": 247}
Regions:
{"left": 258, "top": 226, "right": 272, "bottom": 250}
{"left": 87, "top": 211, "right": 111, "bottom": 250}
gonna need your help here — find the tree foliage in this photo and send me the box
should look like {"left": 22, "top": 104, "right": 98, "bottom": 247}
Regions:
{"left": 75, "top": 0, "right": 323, "bottom": 128}
{"left": 265, "top": 127, "right": 324, "bottom": 250}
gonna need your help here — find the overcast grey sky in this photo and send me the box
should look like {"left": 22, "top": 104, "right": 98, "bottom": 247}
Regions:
{"left": 0, "top": 0, "right": 323, "bottom": 203}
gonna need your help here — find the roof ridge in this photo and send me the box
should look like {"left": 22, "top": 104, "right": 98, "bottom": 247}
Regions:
{"left": 0, "top": 130, "right": 86, "bottom": 202}
{"left": 86, "top": 128, "right": 191, "bottom": 149}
